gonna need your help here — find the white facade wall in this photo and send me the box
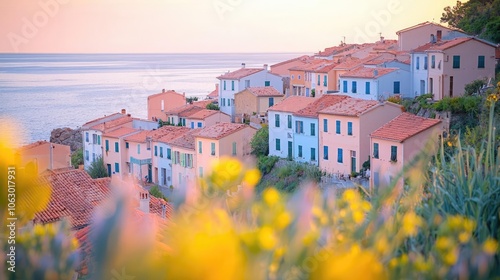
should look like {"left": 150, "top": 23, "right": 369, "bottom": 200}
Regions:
{"left": 152, "top": 141, "right": 173, "bottom": 187}
{"left": 410, "top": 53, "right": 429, "bottom": 97}
{"left": 293, "top": 117, "right": 319, "bottom": 165}
{"left": 339, "top": 70, "right": 411, "bottom": 100}
{"left": 268, "top": 110, "right": 295, "bottom": 159}
{"left": 83, "top": 130, "right": 103, "bottom": 170}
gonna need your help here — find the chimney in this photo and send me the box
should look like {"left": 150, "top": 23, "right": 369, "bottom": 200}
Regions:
{"left": 162, "top": 89, "right": 165, "bottom": 93}
{"left": 215, "top": 83, "right": 219, "bottom": 90}
{"left": 139, "top": 190, "right": 150, "bottom": 214}
{"left": 437, "top": 30, "right": 442, "bottom": 41}
{"left": 263, "top": 64, "right": 268, "bottom": 70}
{"left": 121, "top": 109, "right": 126, "bottom": 114}
{"left": 242, "top": 63, "right": 246, "bottom": 68}
{"left": 373, "top": 69, "right": 379, "bottom": 77}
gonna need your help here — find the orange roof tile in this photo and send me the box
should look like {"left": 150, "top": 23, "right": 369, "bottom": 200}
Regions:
{"left": 396, "top": 21, "right": 463, "bottom": 35}
{"left": 178, "top": 106, "right": 204, "bottom": 118}
{"left": 217, "top": 68, "right": 264, "bottom": 80}
{"left": 371, "top": 113, "right": 441, "bottom": 142}
{"left": 271, "top": 55, "right": 310, "bottom": 68}
{"left": 186, "top": 109, "right": 222, "bottom": 120}
{"left": 319, "top": 99, "right": 381, "bottom": 116}
{"left": 166, "top": 100, "right": 213, "bottom": 116}
{"left": 295, "top": 95, "right": 350, "bottom": 118}
{"left": 334, "top": 55, "right": 380, "bottom": 70}
{"left": 103, "top": 127, "right": 140, "bottom": 138}
{"left": 89, "top": 115, "right": 133, "bottom": 132}
{"left": 314, "top": 63, "right": 337, "bottom": 73}
{"left": 124, "top": 126, "right": 190, "bottom": 143}
{"left": 168, "top": 129, "right": 200, "bottom": 150}
{"left": 156, "top": 127, "right": 191, "bottom": 144}
{"left": 239, "top": 87, "right": 283, "bottom": 97}
{"left": 412, "top": 37, "right": 495, "bottom": 52}
{"left": 340, "top": 67, "right": 398, "bottom": 79}
{"left": 147, "top": 90, "right": 185, "bottom": 100}
{"left": 267, "top": 96, "right": 316, "bottom": 113}
{"left": 19, "top": 140, "right": 54, "bottom": 151}
{"left": 317, "top": 44, "right": 355, "bottom": 57}
{"left": 289, "top": 59, "right": 329, "bottom": 71}
{"left": 207, "top": 84, "right": 219, "bottom": 99}
{"left": 193, "top": 123, "right": 253, "bottom": 140}
{"left": 82, "top": 113, "right": 123, "bottom": 128}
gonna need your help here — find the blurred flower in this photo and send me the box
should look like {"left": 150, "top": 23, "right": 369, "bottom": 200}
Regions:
{"left": 401, "top": 212, "right": 423, "bottom": 237}
{"left": 483, "top": 238, "right": 498, "bottom": 255}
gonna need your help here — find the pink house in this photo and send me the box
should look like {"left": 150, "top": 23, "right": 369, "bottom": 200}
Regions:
{"left": 370, "top": 113, "right": 442, "bottom": 189}
{"left": 318, "top": 99, "right": 403, "bottom": 176}
{"left": 102, "top": 127, "right": 140, "bottom": 178}
{"left": 185, "top": 109, "right": 231, "bottom": 129}
{"left": 147, "top": 89, "right": 186, "bottom": 121}
{"left": 396, "top": 21, "right": 467, "bottom": 51}
{"left": 16, "top": 141, "right": 71, "bottom": 174}
{"left": 165, "top": 100, "right": 214, "bottom": 126}
{"left": 193, "top": 123, "right": 257, "bottom": 179}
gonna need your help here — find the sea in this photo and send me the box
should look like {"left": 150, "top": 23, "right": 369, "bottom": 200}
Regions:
{"left": 0, "top": 53, "right": 306, "bottom": 145}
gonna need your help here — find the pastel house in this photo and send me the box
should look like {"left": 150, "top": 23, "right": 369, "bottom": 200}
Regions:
{"left": 311, "top": 63, "right": 337, "bottom": 97}
{"left": 165, "top": 100, "right": 213, "bottom": 126}
{"left": 152, "top": 127, "right": 190, "bottom": 187}
{"left": 102, "top": 127, "right": 141, "bottom": 178}
{"left": 293, "top": 95, "right": 350, "bottom": 165}
{"left": 217, "top": 65, "right": 283, "bottom": 119}
{"left": 396, "top": 21, "right": 468, "bottom": 51}
{"left": 16, "top": 141, "right": 71, "bottom": 174}
{"left": 370, "top": 113, "right": 442, "bottom": 189}
{"left": 167, "top": 129, "right": 199, "bottom": 188}
{"left": 268, "top": 96, "right": 315, "bottom": 159}
{"left": 147, "top": 89, "right": 186, "bottom": 121}
{"left": 184, "top": 109, "right": 231, "bottom": 129}
{"left": 193, "top": 123, "right": 257, "bottom": 178}
{"left": 234, "top": 87, "right": 285, "bottom": 120}
{"left": 318, "top": 99, "right": 403, "bottom": 175}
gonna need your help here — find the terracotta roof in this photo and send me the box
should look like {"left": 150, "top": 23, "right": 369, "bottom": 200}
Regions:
{"left": 82, "top": 113, "right": 123, "bottom": 128}
{"left": 89, "top": 115, "right": 133, "bottom": 132}
{"left": 319, "top": 99, "right": 381, "bottom": 116}
{"left": 295, "top": 95, "right": 350, "bottom": 118}
{"left": 314, "top": 63, "right": 337, "bottom": 73}
{"left": 156, "top": 127, "right": 191, "bottom": 144}
{"left": 412, "top": 37, "right": 495, "bottom": 52}
{"left": 124, "top": 126, "right": 190, "bottom": 143}
{"left": 186, "top": 109, "right": 222, "bottom": 120}
{"left": 178, "top": 106, "right": 204, "bottom": 118}
{"left": 371, "top": 113, "right": 441, "bottom": 142}
{"left": 147, "top": 90, "right": 185, "bottom": 100}
{"left": 317, "top": 44, "right": 355, "bottom": 57}
{"left": 217, "top": 68, "right": 264, "bottom": 80}
{"left": 33, "top": 169, "right": 111, "bottom": 230}
{"left": 271, "top": 55, "right": 310, "bottom": 68}
{"left": 18, "top": 141, "right": 68, "bottom": 152}
{"left": 238, "top": 87, "right": 283, "bottom": 97}
{"left": 334, "top": 55, "right": 380, "bottom": 70}
{"left": 396, "top": 21, "right": 463, "bottom": 34}
{"left": 193, "top": 123, "right": 253, "bottom": 140}
{"left": 289, "top": 59, "right": 329, "bottom": 71}
{"left": 103, "top": 127, "right": 140, "bottom": 138}
{"left": 340, "top": 67, "right": 398, "bottom": 79}
{"left": 166, "top": 100, "right": 213, "bottom": 116}
{"left": 168, "top": 129, "right": 200, "bottom": 150}
{"left": 207, "top": 84, "right": 219, "bottom": 99}
{"left": 267, "top": 96, "right": 316, "bottom": 113}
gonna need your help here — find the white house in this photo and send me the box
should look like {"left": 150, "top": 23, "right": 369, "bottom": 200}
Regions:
{"left": 339, "top": 67, "right": 411, "bottom": 100}
{"left": 217, "top": 65, "right": 283, "bottom": 119}
{"left": 267, "top": 96, "right": 315, "bottom": 159}
{"left": 410, "top": 49, "right": 430, "bottom": 96}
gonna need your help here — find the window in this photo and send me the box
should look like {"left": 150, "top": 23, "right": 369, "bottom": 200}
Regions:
{"left": 347, "top": 122, "right": 352, "bottom": 136}
{"left": 275, "top": 114, "right": 280, "bottom": 127}
{"left": 199, "top": 167, "right": 204, "bottom": 178}
{"left": 137, "top": 144, "right": 140, "bottom": 154}
{"left": 231, "top": 81, "right": 235, "bottom": 91}
{"left": 167, "top": 148, "right": 171, "bottom": 159}
{"left": 478, "top": 55, "right": 485, "bottom": 68}
{"left": 197, "top": 122, "right": 202, "bottom": 128}
{"left": 105, "top": 140, "right": 109, "bottom": 151}
{"left": 223, "top": 81, "right": 226, "bottom": 90}
{"left": 298, "top": 145, "right": 303, "bottom": 158}
{"left": 323, "top": 119, "right": 328, "bottom": 132}
{"left": 391, "top": 146, "right": 397, "bottom": 162}
{"left": 245, "top": 80, "right": 250, "bottom": 88}
{"left": 323, "top": 75, "right": 327, "bottom": 87}
{"left": 154, "top": 146, "right": 158, "bottom": 156}
{"left": 393, "top": 81, "right": 400, "bottom": 94}
{"left": 416, "top": 57, "right": 420, "bottom": 70}
{"left": 222, "top": 98, "right": 225, "bottom": 107}
{"left": 311, "top": 148, "right": 316, "bottom": 161}
{"left": 431, "top": 55, "right": 435, "bottom": 69}
{"left": 232, "top": 142, "right": 237, "bottom": 156}
{"left": 352, "top": 81, "right": 357, "bottom": 93}
{"left": 298, "top": 75, "right": 301, "bottom": 80}
{"left": 211, "top": 142, "right": 216, "bottom": 156}
{"left": 343, "top": 80, "right": 348, "bottom": 93}
{"left": 424, "top": 56, "right": 428, "bottom": 70}
{"left": 276, "top": 139, "right": 281, "bottom": 151}
{"left": 182, "top": 119, "right": 186, "bottom": 126}
{"left": 269, "top": 97, "right": 274, "bottom": 107}
{"left": 373, "top": 143, "right": 379, "bottom": 159}
{"left": 198, "top": 141, "right": 202, "bottom": 154}
{"left": 174, "top": 151, "right": 180, "bottom": 164}
{"left": 125, "top": 142, "right": 129, "bottom": 149}
{"left": 85, "top": 150, "right": 89, "bottom": 161}
{"left": 365, "top": 82, "right": 370, "bottom": 94}
{"left": 92, "top": 134, "right": 97, "bottom": 144}
{"left": 92, "top": 153, "right": 95, "bottom": 162}
{"left": 160, "top": 147, "right": 164, "bottom": 158}
{"left": 337, "top": 148, "right": 343, "bottom": 163}
{"left": 323, "top": 146, "right": 329, "bottom": 160}
{"left": 114, "top": 142, "right": 119, "bottom": 153}
{"left": 311, "top": 123, "right": 316, "bottom": 136}
{"left": 291, "top": 75, "right": 294, "bottom": 80}
{"left": 336, "top": 120, "right": 341, "bottom": 134}
{"left": 295, "top": 121, "right": 304, "bottom": 134}
{"left": 265, "top": 81, "right": 270, "bottom": 87}
{"left": 97, "top": 136, "right": 101, "bottom": 145}
{"left": 115, "top": 163, "right": 120, "bottom": 173}
{"left": 85, "top": 132, "right": 89, "bottom": 142}
{"left": 191, "top": 122, "right": 194, "bottom": 129}
{"left": 287, "top": 115, "right": 292, "bottom": 128}
{"left": 317, "top": 75, "right": 320, "bottom": 86}
{"left": 452, "top": 55, "right": 460, "bottom": 69}
{"left": 429, "top": 78, "right": 434, "bottom": 94}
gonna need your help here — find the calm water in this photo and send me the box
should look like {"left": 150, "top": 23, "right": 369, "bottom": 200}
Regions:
{"left": 0, "top": 53, "right": 305, "bottom": 145}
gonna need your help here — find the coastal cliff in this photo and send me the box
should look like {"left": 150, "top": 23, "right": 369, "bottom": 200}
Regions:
{"left": 50, "top": 127, "right": 82, "bottom": 152}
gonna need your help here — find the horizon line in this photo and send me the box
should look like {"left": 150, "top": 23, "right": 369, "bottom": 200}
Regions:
{"left": 0, "top": 51, "right": 314, "bottom": 55}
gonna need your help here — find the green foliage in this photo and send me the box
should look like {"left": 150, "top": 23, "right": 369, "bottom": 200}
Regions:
{"left": 206, "top": 103, "right": 220, "bottom": 110}
{"left": 250, "top": 125, "right": 269, "bottom": 157}
{"left": 464, "top": 79, "right": 486, "bottom": 96}
{"left": 441, "top": 0, "right": 500, "bottom": 43}
{"left": 149, "top": 185, "right": 167, "bottom": 201}
{"left": 87, "top": 156, "right": 108, "bottom": 179}
{"left": 387, "top": 95, "right": 402, "bottom": 104}
{"left": 257, "top": 161, "right": 322, "bottom": 193}
{"left": 71, "top": 148, "right": 83, "bottom": 168}
{"left": 257, "top": 156, "right": 279, "bottom": 175}
{"left": 311, "top": 89, "right": 315, "bottom": 98}
{"left": 432, "top": 96, "right": 481, "bottom": 114}
{"left": 186, "top": 96, "right": 198, "bottom": 104}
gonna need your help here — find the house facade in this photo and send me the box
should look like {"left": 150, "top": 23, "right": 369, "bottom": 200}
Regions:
{"left": 318, "top": 99, "right": 403, "bottom": 175}
{"left": 184, "top": 109, "right": 231, "bottom": 129}
{"left": 167, "top": 130, "right": 199, "bottom": 189}
{"left": 102, "top": 127, "right": 140, "bottom": 178}
{"left": 396, "top": 21, "right": 468, "bottom": 51}
{"left": 16, "top": 141, "right": 71, "bottom": 174}
{"left": 268, "top": 96, "right": 316, "bottom": 159}
{"left": 370, "top": 113, "right": 442, "bottom": 189}
{"left": 234, "top": 87, "right": 285, "bottom": 119}
{"left": 147, "top": 89, "right": 186, "bottom": 121}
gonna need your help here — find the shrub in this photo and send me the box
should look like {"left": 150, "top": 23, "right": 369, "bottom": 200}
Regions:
{"left": 250, "top": 126, "right": 269, "bottom": 157}
{"left": 71, "top": 148, "right": 83, "bottom": 168}
{"left": 206, "top": 103, "right": 219, "bottom": 110}
{"left": 149, "top": 185, "right": 167, "bottom": 201}
{"left": 87, "top": 156, "right": 108, "bottom": 179}
{"left": 257, "top": 156, "right": 278, "bottom": 175}
{"left": 464, "top": 79, "right": 486, "bottom": 96}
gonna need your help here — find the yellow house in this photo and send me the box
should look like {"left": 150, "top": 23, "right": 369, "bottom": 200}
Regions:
{"left": 193, "top": 123, "right": 257, "bottom": 178}
{"left": 234, "top": 87, "right": 285, "bottom": 118}
{"left": 16, "top": 141, "right": 71, "bottom": 174}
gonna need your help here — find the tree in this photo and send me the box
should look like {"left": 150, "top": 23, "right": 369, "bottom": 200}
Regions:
{"left": 186, "top": 97, "right": 198, "bottom": 104}
{"left": 464, "top": 79, "right": 486, "bottom": 96}
{"left": 149, "top": 185, "right": 167, "bottom": 201}
{"left": 87, "top": 156, "right": 108, "bottom": 179}
{"left": 250, "top": 125, "right": 269, "bottom": 157}
{"left": 71, "top": 148, "right": 83, "bottom": 168}
{"left": 206, "top": 103, "right": 220, "bottom": 110}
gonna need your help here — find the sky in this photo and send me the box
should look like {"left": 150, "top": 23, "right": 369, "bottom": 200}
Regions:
{"left": 0, "top": 0, "right": 459, "bottom": 53}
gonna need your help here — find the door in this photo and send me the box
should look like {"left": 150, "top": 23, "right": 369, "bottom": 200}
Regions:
{"left": 350, "top": 151, "right": 356, "bottom": 173}
{"left": 161, "top": 168, "right": 167, "bottom": 186}
{"left": 306, "top": 88, "right": 310, "bottom": 97}
{"left": 107, "top": 164, "right": 111, "bottom": 177}
{"left": 148, "top": 164, "right": 152, "bottom": 183}
{"left": 288, "top": 141, "right": 293, "bottom": 159}
{"left": 449, "top": 76, "right": 454, "bottom": 97}
{"left": 420, "top": 80, "right": 425, "bottom": 95}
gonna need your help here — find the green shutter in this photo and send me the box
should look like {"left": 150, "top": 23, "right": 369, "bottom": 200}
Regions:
{"left": 105, "top": 140, "right": 109, "bottom": 151}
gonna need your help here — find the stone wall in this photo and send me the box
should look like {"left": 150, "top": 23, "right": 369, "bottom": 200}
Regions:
{"left": 50, "top": 127, "right": 82, "bottom": 152}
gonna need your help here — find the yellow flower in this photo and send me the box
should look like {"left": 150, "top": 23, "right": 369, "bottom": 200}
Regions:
{"left": 443, "top": 250, "right": 458, "bottom": 266}
{"left": 258, "top": 226, "right": 277, "bottom": 250}
{"left": 343, "top": 189, "right": 357, "bottom": 202}
{"left": 242, "top": 168, "right": 261, "bottom": 187}
{"left": 483, "top": 238, "right": 498, "bottom": 255}
{"left": 458, "top": 232, "right": 471, "bottom": 244}
{"left": 263, "top": 188, "right": 280, "bottom": 206}
{"left": 402, "top": 212, "right": 423, "bottom": 237}
{"left": 274, "top": 212, "right": 292, "bottom": 230}
{"left": 352, "top": 210, "right": 365, "bottom": 224}
{"left": 436, "top": 236, "right": 453, "bottom": 251}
